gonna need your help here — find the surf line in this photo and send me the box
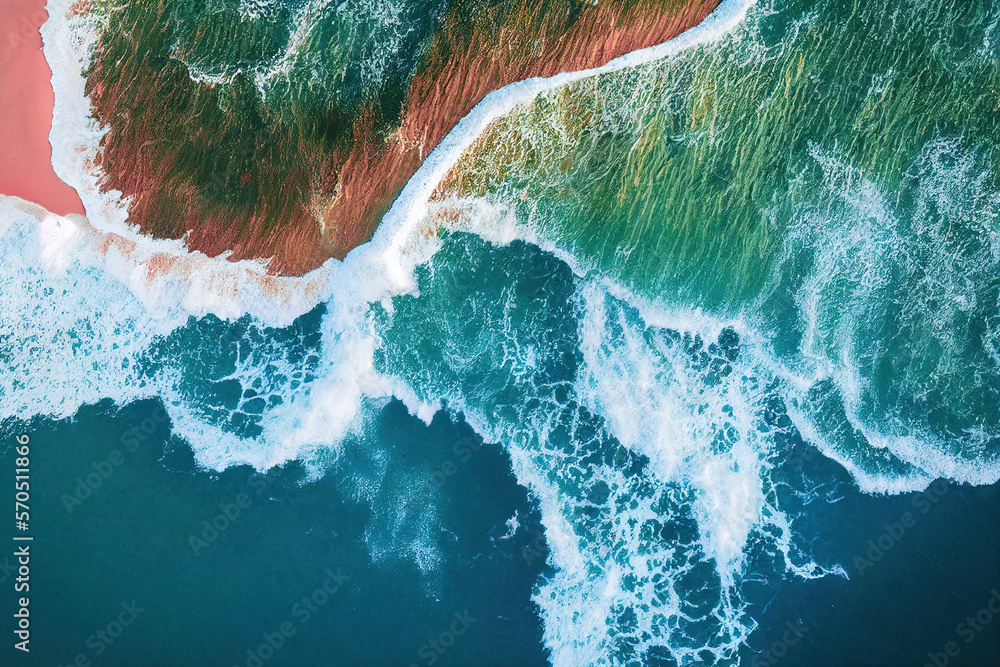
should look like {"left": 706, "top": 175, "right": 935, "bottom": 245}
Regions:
{"left": 28, "top": 0, "right": 756, "bottom": 328}
{"left": 359, "top": 0, "right": 759, "bottom": 289}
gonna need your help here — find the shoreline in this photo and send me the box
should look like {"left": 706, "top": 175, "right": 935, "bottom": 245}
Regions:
{"left": 369, "top": 0, "right": 757, "bottom": 288}
{"left": 56, "top": 0, "right": 724, "bottom": 276}
{"left": 0, "top": 193, "right": 332, "bottom": 328}
{"left": 0, "top": 0, "right": 85, "bottom": 216}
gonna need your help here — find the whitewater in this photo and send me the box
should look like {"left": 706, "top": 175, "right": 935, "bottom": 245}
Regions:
{"left": 2, "top": 0, "right": 997, "bottom": 664}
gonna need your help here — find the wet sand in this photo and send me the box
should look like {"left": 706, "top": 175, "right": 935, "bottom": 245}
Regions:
{"left": 0, "top": 0, "right": 85, "bottom": 216}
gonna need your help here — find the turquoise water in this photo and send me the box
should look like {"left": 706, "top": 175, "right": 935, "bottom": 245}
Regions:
{"left": 2, "top": 227, "right": 998, "bottom": 665}
{"left": 4, "top": 0, "right": 1000, "bottom": 664}
{"left": 0, "top": 396, "right": 550, "bottom": 666}
{"left": 444, "top": 0, "right": 1000, "bottom": 491}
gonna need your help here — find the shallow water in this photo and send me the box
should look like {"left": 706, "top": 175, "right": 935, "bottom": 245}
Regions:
{"left": 2, "top": 0, "right": 999, "bottom": 664}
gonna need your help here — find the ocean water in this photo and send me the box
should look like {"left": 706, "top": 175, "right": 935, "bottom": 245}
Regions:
{"left": 2, "top": 0, "right": 1000, "bottom": 665}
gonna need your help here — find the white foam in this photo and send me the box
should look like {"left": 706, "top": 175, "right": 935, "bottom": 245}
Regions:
{"left": 357, "top": 0, "right": 760, "bottom": 291}
{"left": 377, "top": 273, "right": 819, "bottom": 667}
{"left": 1, "top": 196, "right": 331, "bottom": 327}
{"left": 0, "top": 195, "right": 369, "bottom": 468}
{"left": 763, "top": 139, "right": 1000, "bottom": 492}
{"left": 38, "top": 0, "right": 758, "bottom": 329}
{"left": 17, "top": 2, "right": 883, "bottom": 663}
{"left": 575, "top": 281, "right": 790, "bottom": 580}
{"left": 0, "top": 196, "right": 173, "bottom": 419}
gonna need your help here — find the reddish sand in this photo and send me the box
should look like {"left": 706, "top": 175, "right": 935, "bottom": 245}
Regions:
{"left": 82, "top": 0, "right": 718, "bottom": 274}
{"left": 324, "top": 0, "right": 721, "bottom": 262}
{"left": 0, "top": 0, "right": 85, "bottom": 216}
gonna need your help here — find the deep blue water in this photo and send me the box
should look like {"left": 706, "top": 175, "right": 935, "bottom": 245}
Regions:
{"left": 4, "top": 0, "right": 1000, "bottom": 662}
{"left": 0, "top": 400, "right": 550, "bottom": 666}
{"left": 1, "top": 219, "right": 999, "bottom": 666}
{"left": 1, "top": 397, "right": 998, "bottom": 666}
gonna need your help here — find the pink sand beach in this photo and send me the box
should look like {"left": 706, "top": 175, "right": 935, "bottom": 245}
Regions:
{"left": 0, "top": 0, "right": 85, "bottom": 216}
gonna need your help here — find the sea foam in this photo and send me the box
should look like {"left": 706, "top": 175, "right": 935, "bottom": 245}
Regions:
{"left": 19, "top": 2, "right": 977, "bottom": 666}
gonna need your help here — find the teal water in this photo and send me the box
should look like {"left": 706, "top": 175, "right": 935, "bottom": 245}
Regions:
{"left": 444, "top": 0, "right": 1000, "bottom": 489}
{"left": 2, "top": 226, "right": 998, "bottom": 665}
{"left": 3, "top": 0, "right": 1000, "bottom": 664}
{"left": 1, "top": 396, "right": 549, "bottom": 666}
